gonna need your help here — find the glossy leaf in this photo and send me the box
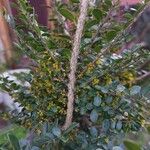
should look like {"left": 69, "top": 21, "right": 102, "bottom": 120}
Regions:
{"left": 117, "top": 84, "right": 125, "bottom": 92}
{"left": 52, "top": 127, "right": 61, "bottom": 137}
{"left": 102, "top": 119, "right": 110, "bottom": 132}
{"left": 93, "top": 96, "right": 101, "bottom": 106}
{"left": 90, "top": 109, "right": 98, "bottom": 123}
{"left": 130, "top": 86, "right": 141, "bottom": 95}
{"left": 116, "top": 121, "right": 122, "bottom": 130}
{"left": 89, "top": 127, "right": 98, "bottom": 137}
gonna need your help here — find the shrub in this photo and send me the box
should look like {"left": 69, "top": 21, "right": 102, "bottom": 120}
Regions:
{"left": 0, "top": 0, "right": 149, "bottom": 149}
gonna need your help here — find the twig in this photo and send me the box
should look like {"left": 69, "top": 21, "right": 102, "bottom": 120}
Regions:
{"left": 62, "top": 0, "right": 89, "bottom": 130}
{"left": 134, "top": 71, "right": 150, "bottom": 83}
{"left": 78, "top": 2, "right": 150, "bottom": 78}
{"left": 138, "top": 60, "right": 150, "bottom": 70}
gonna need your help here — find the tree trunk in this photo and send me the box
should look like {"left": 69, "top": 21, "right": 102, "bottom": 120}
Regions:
{"left": 0, "top": 0, "right": 13, "bottom": 67}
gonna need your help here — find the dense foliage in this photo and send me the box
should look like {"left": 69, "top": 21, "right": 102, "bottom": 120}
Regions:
{"left": 0, "top": 0, "right": 150, "bottom": 149}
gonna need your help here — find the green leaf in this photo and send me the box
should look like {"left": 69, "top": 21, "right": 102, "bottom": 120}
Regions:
{"left": 105, "top": 30, "right": 117, "bottom": 41}
{"left": 124, "top": 140, "right": 141, "bottom": 150}
{"left": 124, "top": 13, "right": 133, "bottom": 20}
{"left": 85, "top": 19, "right": 99, "bottom": 29}
{"left": 102, "top": 119, "right": 110, "bottom": 132}
{"left": 58, "top": 8, "right": 76, "bottom": 22}
{"left": 52, "top": 127, "right": 61, "bottom": 137}
{"left": 89, "top": 127, "right": 98, "bottom": 137}
{"left": 117, "top": 84, "right": 125, "bottom": 92}
{"left": 116, "top": 121, "right": 122, "bottom": 130}
{"left": 92, "top": 9, "right": 102, "bottom": 21}
{"left": 86, "top": 103, "right": 93, "bottom": 110}
{"left": 70, "top": 0, "right": 79, "bottom": 3}
{"left": 100, "top": 87, "right": 108, "bottom": 94}
{"left": 93, "top": 96, "right": 101, "bottom": 106}
{"left": 106, "top": 96, "right": 113, "bottom": 103}
{"left": 90, "top": 109, "right": 98, "bottom": 123}
{"left": 130, "top": 86, "right": 141, "bottom": 95}
{"left": 7, "top": 134, "right": 21, "bottom": 150}
{"left": 111, "top": 121, "right": 116, "bottom": 129}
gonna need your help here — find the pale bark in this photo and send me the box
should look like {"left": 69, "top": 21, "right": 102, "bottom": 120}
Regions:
{"left": 62, "top": 0, "right": 89, "bottom": 130}
{"left": 45, "top": 0, "right": 55, "bottom": 30}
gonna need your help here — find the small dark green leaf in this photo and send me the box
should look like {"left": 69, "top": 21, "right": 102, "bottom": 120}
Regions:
{"left": 105, "top": 30, "right": 117, "bottom": 41}
{"left": 111, "top": 121, "right": 116, "bottom": 129}
{"left": 52, "top": 127, "right": 61, "bottom": 137}
{"left": 116, "top": 121, "right": 122, "bottom": 130}
{"left": 58, "top": 8, "right": 76, "bottom": 22}
{"left": 124, "top": 13, "right": 133, "bottom": 20}
{"left": 102, "top": 119, "right": 110, "bottom": 132}
{"left": 86, "top": 103, "right": 93, "bottom": 110}
{"left": 106, "top": 96, "right": 113, "bottom": 103}
{"left": 100, "top": 87, "right": 108, "bottom": 94}
{"left": 93, "top": 96, "right": 101, "bottom": 106}
{"left": 90, "top": 109, "right": 98, "bottom": 123}
{"left": 85, "top": 19, "right": 99, "bottom": 29}
{"left": 130, "top": 86, "right": 141, "bottom": 95}
{"left": 117, "top": 84, "right": 125, "bottom": 92}
{"left": 92, "top": 9, "right": 102, "bottom": 21}
{"left": 90, "top": 127, "right": 98, "bottom": 137}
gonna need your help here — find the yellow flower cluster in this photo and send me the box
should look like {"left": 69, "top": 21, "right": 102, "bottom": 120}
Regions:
{"left": 92, "top": 78, "right": 99, "bottom": 85}
{"left": 120, "top": 70, "right": 135, "bottom": 86}
{"left": 86, "top": 63, "right": 94, "bottom": 74}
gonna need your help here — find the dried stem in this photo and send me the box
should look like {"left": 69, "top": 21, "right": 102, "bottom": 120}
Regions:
{"left": 134, "top": 71, "right": 150, "bottom": 83}
{"left": 62, "top": 0, "right": 89, "bottom": 130}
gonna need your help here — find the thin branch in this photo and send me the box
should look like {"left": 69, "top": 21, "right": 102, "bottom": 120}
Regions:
{"left": 138, "top": 59, "right": 150, "bottom": 70}
{"left": 78, "top": 2, "right": 150, "bottom": 78}
{"left": 62, "top": 0, "right": 89, "bottom": 130}
{"left": 134, "top": 71, "right": 150, "bottom": 83}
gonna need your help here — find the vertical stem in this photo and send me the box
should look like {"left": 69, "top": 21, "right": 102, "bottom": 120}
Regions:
{"left": 45, "top": 0, "right": 55, "bottom": 30}
{"left": 62, "top": 0, "right": 89, "bottom": 130}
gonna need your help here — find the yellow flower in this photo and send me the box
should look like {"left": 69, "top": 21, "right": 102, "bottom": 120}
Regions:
{"left": 95, "top": 59, "right": 102, "bottom": 65}
{"left": 92, "top": 78, "right": 99, "bottom": 85}
{"left": 104, "top": 75, "right": 112, "bottom": 85}
{"left": 53, "top": 62, "right": 60, "bottom": 70}
{"left": 120, "top": 70, "right": 135, "bottom": 86}
{"left": 141, "top": 119, "right": 145, "bottom": 127}
{"left": 38, "top": 110, "right": 44, "bottom": 117}
{"left": 87, "top": 63, "right": 94, "bottom": 74}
